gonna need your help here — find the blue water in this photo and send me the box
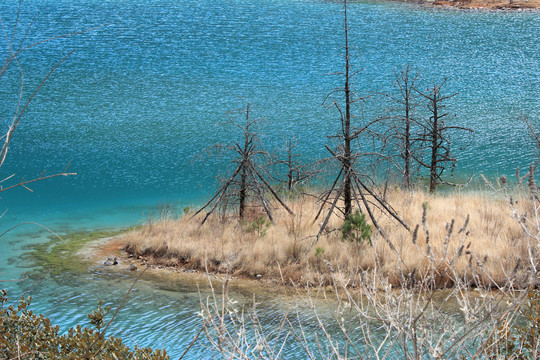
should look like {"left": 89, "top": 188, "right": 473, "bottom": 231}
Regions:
{"left": 0, "top": 0, "right": 539, "bottom": 356}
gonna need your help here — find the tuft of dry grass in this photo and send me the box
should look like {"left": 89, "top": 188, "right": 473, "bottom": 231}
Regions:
{"left": 122, "top": 188, "right": 533, "bottom": 288}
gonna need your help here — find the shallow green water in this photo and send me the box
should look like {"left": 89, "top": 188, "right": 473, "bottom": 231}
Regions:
{"left": 0, "top": 0, "right": 538, "bottom": 356}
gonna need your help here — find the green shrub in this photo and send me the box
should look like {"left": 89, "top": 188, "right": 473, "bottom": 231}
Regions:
{"left": 315, "top": 247, "right": 325, "bottom": 257}
{"left": 0, "top": 289, "right": 169, "bottom": 359}
{"left": 341, "top": 210, "right": 372, "bottom": 245}
{"left": 245, "top": 215, "right": 271, "bottom": 237}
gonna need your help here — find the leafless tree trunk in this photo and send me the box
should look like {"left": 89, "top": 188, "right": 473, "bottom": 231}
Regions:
{"left": 286, "top": 138, "right": 295, "bottom": 191}
{"left": 428, "top": 86, "right": 442, "bottom": 194}
{"left": 238, "top": 103, "right": 252, "bottom": 220}
{"left": 385, "top": 65, "right": 423, "bottom": 190}
{"left": 524, "top": 116, "right": 540, "bottom": 160}
{"left": 319, "top": 0, "right": 358, "bottom": 220}
{"left": 416, "top": 80, "right": 473, "bottom": 193}
{"left": 312, "top": 0, "right": 410, "bottom": 249}
{"left": 342, "top": 0, "right": 353, "bottom": 218}
{"left": 270, "top": 137, "right": 320, "bottom": 192}
{"left": 194, "top": 102, "right": 293, "bottom": 224}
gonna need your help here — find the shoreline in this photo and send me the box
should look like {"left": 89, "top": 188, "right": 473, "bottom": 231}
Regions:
{"left": 79, "top": 234, "right": 292, "bottom": 294}
{"left": 409, "top": 0, "right": 540, "bottom": 10}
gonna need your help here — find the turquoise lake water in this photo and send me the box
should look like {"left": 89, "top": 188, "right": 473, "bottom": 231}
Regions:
{"left": 0, "top": 0, "right": 539, "bottom": 356}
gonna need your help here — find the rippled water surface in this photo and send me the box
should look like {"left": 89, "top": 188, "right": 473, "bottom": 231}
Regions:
{"left": 0, "top": 0, "right": 539, "bottom": 356}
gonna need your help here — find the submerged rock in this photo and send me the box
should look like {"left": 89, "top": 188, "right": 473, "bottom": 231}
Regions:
{"left": 104, "top": 257, "right": 118, "bottom": 266}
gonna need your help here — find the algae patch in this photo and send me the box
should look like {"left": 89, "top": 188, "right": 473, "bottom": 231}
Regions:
{"left": 18, "top": 228, "right": 134, "bottom": 277}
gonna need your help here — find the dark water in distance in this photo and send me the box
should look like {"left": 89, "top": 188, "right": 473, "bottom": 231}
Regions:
{"left": 0, "top": 0, "right": 539, "bottom": 357}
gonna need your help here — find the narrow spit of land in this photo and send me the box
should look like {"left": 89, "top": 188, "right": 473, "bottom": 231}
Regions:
{"left": 92, "top": 188, "right": 536, "bottom": 290}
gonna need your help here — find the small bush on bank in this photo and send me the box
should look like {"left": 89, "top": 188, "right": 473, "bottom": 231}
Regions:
{"left": 0, "top": 290, "right": 169, "bottom": 360}
{"left": 341, "top": 210, "right": 372, "bottom": 245}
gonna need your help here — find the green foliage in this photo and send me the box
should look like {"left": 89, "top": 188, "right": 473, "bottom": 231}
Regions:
{"left": 245, "top": 215, "right": 271, "bottom": 237}
{"left": 484, "top": 288, "right": 540, "bottom": 359}
{"left": 341, "top": 210, "right": 372, "bottom": 245}
{"left": 183, "top": 206, "right": 191, "bottom": 214}
{"left": 315, "top": 247, "right": 325, "bottom": 257}
{"left": 0, "top": 290, "right": 169, "bottom": 359}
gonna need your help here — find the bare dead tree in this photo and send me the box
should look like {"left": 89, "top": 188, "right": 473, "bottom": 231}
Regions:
{"left": 311, "top": 0, "right": 409, "bottom": 249}
{"left": 316, "top": 0, "right": 361, "bottom": 220}
{"left": 338, "top": 0, "right": 354, "bottom": 218}
{"left": 524, "top": 116, "right": 540, "bottom": 160}
{"left": 193, "top": 102, "right": 294, "bottom": 225}
{"left": 416, "top": 79, "right": 473, "bottom": 193}
{"left": 270, "top": 137, "right": 321, "bottom": 193}
{"left": 383, "top": 65, "right": 424, "bottom": 190}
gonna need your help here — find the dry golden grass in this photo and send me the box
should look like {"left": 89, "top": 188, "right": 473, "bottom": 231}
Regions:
{"left": 122, "top": 188, "right": 533, "bottom": 288}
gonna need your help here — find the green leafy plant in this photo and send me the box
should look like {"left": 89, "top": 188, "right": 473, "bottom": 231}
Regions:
{"left": 341, "top": 210, "right": 372, "bottom": 245}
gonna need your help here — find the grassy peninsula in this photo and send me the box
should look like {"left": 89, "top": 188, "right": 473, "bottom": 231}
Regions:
{"left": 119, "top": 187, "right": 533, "bottom": 289}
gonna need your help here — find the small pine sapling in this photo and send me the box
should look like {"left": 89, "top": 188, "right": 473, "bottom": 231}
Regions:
{"left": 341, "top": 210, "right": 372, "bottom": 245}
